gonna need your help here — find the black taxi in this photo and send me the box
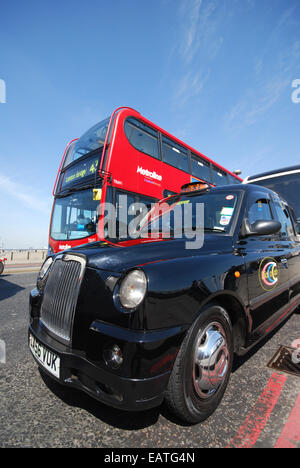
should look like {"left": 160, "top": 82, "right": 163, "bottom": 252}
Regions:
{"left": 28, "top": 183, "right": 300, "bottom": 423}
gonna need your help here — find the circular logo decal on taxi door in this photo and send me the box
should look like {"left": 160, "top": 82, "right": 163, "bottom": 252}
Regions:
{"left": 259, "top": 257, "right": 279, "bottom": 291}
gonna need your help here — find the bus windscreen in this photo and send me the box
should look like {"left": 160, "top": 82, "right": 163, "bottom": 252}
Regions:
{"left": 60, "top": 153, "right": 100, "bottom": 192}
{"left": 51, "top": 189, "right": 100, "bottom": 240}
{"left": 63, "top": 117, "right": 110, "bottom": 168}
{"left": 252, "top": 172, "right": 300, "bottom": 219}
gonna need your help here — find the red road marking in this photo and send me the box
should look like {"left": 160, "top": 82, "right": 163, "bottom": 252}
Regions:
{"left": 265, "top": 301, "right": 298, "bottom": 334}
{"left": 226, "top": 373, "right": 287, "bottom": 448}
{"left": 274, "top": 393, "right": 300, "bottom": 448}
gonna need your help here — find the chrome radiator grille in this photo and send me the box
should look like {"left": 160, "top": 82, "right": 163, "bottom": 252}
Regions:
{"left": 40, "top": 254, "right": 86, "bottom": 344}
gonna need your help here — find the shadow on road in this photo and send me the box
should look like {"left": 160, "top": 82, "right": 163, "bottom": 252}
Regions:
{"left": 0, "top": 276, "right": 25, "bottom": 302}
{"left": 232, "top": 312, "right": 298, "bottom": 373}
{"left": 39, "top": 369, "right": 161, "bottom": 430}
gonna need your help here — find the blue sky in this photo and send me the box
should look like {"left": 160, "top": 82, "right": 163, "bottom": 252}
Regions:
{"left": 0, "top": 0, "right": 299, "bottom": 248}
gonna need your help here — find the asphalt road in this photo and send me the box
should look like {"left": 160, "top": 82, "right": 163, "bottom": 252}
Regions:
{"left": 0, "top": 272, "right": 299, "bottom": 448}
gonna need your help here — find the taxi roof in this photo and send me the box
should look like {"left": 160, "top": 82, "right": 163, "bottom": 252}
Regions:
{"left": 185, "top": 183, "right": 290, "bottom": 209}
{"left": 180, "top": 183, "right": 273, "bottom": 196}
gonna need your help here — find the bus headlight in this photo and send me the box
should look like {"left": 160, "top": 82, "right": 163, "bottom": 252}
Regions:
{"left": 118, "top": 270, "right": 147, "bottom": 309}
{"left": 38, "top": 257, "right": 53, "bottom": 279}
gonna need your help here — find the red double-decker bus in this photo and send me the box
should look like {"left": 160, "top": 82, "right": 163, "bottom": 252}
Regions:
{"left": 49, "top": 107, "right": 242, "bottom": 253}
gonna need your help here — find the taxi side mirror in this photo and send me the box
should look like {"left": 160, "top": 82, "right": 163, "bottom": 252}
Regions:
{"left": 240, "top": 219, "right": 281, "bottom": 238}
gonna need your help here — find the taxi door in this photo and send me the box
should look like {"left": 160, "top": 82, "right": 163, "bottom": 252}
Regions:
{"left": 272, "top": 195, "right": 300, "bottom": 306}
{"left": 243, "top": 192, "right": 291, "bottom": 332}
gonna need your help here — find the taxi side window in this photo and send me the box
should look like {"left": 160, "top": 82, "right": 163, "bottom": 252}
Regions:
{"left": 248, "top": 198, "right": 273, "bottom": 225}
{"left": 289, "top": 206, "right": 300, "bottom": 235}
{"left": 273, "top": 201, "right": 294, "bottom": 238}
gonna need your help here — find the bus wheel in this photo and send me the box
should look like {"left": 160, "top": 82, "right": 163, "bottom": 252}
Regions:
{"left": 165, "top": 305, "right": 233, "bottom": 424}
{"left": 0, "top": 263, "right": 4, "bottom": 275}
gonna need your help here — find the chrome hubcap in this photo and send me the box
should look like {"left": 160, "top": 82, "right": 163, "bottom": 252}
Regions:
{"left": 193, "top": 322, "right": 229, "bottom": 399}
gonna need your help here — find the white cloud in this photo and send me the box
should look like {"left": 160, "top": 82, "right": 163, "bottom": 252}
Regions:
{"left": 171, "top": 0, "right": 224, "bottom": 108}
{"left": 0, "top": 79, "right": 6, "bottom": 104}
{"left": 225, "top": 10, "right": 300, "bottom": 134}
{"left": 253, "top": 6, "right": 299, "bottom": 77}
{"left": 238, "top": 145, "right": 273, "bottom": 176}
{"left": 179, "top": 0, "right": 223, "bottom": 64}
{"left": 174, "top": 69, "right": 210, "bottom": 106}
{"left": 0, "top": 173, "right": 52, "bottom": 248}
{"left": 179, "top": 0, "right": 203, "bottom": 63}
{"left": 0, "top": 173, "right": 52, "bottom": 213}
{"left": 224, "top": 77, "right": 290, "bottom": 132}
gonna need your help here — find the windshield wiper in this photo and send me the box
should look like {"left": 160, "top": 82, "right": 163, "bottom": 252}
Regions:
{"left": 204, "top": 227, "right": 225, "bottom": 233}
{"left": 56, "top": 183, "right": 99, "bottom": 198}
{"left": 181, "top": 226, "right": 225, "bottom": 233}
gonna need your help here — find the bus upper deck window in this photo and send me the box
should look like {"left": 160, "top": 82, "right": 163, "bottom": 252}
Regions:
{"left": 162, "top": 137, "right": 189, "bottom": 173}
{"left": 191, "top": 155, "right": 212, "bottom": 183}
{"left": 124, "top": 118, "right": 160, "bottom": 159}
{"left": 212, "top": 166, "right": 228, "bottom": 186}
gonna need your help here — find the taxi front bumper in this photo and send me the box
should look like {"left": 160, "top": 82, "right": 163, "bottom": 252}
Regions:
{"left": 28, "top": 322, "right": 173, "bottom": 411}
{"left": 28, "top": 309, "right": 187, "bottom": 411}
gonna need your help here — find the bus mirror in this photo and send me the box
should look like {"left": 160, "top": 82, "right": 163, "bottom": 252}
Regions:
{"left": 296, "top": 219, "right": 300, "bottom": 235}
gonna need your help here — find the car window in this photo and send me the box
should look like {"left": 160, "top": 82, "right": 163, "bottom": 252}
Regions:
{"left": 248, "top": 198, "right": 273, "bottom": 225}
{"left": 273, "top": 200, "right": 295, "bottom": 238}
{"left": 288, "top": 205, "right": 300, "bottom": 235}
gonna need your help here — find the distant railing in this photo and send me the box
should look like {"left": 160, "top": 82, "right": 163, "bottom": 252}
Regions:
{"left": 0, "top": 250, "right": 47, "bottom": 263}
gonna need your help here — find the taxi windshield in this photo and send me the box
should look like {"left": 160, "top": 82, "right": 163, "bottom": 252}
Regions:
{"left": 139, "top": 189, "right": 240, "bottom": 238}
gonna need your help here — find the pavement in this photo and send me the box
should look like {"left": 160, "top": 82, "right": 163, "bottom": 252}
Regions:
{"left": 0, "top": 272, "right": 299, "bottom": 448}
{"left": 2, "top": 263, "right": 42, "bottom": 274}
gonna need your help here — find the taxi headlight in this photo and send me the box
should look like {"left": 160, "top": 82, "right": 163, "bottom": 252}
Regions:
{"left": 118, "top": 270, "right": 147, "bottom": 309}
{"left": 38, "top": 257, "right": 53, "bottom": 279}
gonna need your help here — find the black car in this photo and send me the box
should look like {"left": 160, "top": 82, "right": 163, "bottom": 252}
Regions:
{"left": 28, "top": 183, "right": 300, "bottom": 424}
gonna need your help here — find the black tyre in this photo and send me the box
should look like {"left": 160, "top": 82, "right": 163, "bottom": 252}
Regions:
{"left": 165, "top": 304, "right": 233, "bottom": 424}
{"left": 0, "top": 263, "right": 4, "bottom": 275}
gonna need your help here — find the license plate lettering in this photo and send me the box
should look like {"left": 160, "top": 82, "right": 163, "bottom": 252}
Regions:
{"left": 29, "top": 334, "right": 60, "bottom": 379}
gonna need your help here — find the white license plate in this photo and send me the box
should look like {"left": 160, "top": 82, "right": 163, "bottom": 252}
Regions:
{"left": 29, "top": 334, "right": 60, "bottom": 379}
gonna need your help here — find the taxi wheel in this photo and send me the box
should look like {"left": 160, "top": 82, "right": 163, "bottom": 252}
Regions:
{"left": 165, "top": 305, "right": 233, "bottom": 424}
{"left": 0, "top": 263, "right": 4, "bottom": 275}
